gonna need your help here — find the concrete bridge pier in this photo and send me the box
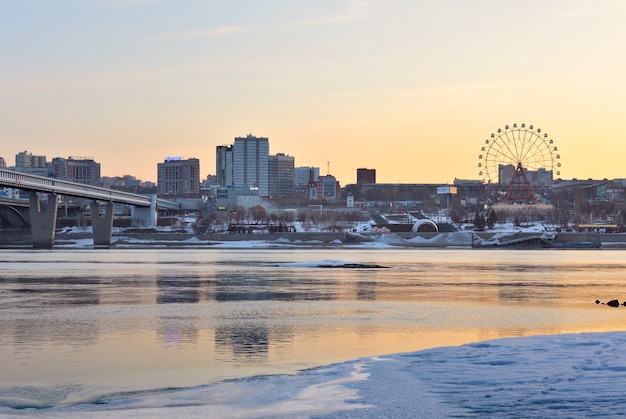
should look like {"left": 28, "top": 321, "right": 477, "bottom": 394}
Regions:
{"left": 91, "top": 201, "right": 114, "bottom": 247}
{"left": 29, "top": 193, "right": 58, "bottom": 249}
{"left": 131, "top": 194, "right": 157, "bottom": 228}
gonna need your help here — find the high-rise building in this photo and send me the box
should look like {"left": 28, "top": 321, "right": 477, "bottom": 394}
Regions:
{"left": 16, "top": 151, "right": 47, "bottom": 169}
{"left": 216, "top": 145, "right": 233, "bottom": 187}
{"left": 306, "top": 174, "right": 340, "bottom": 200}
{"left": 233, "top": 134, "right": 269, "bottom": 196}
{"left": 320, "top": 174, "right": 339, "bottom": 199}
{"left": 268, "top": 153, "right": 295, "bottom": 198}
{"left": 357, "top": 168, "right": 376, "bottom": 184}
{"left": 294, "top": 167, "right": 320, "bottom": 189}
{"left": 0, "top": 157, "right": 6, "bottom": 168}
{"left": 157, "top": 157, "right": 200, "bottom": 198}
{"left": 51, "top": 157, "right": 101, "bottom": 186}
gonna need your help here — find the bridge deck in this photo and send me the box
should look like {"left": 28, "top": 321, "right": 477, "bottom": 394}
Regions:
{"left": 0, "top": 168, "right": 151, "bottom": 207}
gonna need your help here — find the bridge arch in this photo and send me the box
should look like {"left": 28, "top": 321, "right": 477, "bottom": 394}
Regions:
{"left": 0, "top": 205, "right": 29, "bottom": 229}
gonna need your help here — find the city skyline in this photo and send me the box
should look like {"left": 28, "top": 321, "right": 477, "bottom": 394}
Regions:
{"left": 2, "top": 1, "right": 626, "bottom": 186}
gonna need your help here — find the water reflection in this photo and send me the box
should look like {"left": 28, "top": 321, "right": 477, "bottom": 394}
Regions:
{"left": 1, "top": 276, "right": 102, "bottom": 348}
{"left": 2, "top": 248, "right": 626, "bottom": 399}
{"left": 149, "top": 265, "right": 388, "bottom": 303}
{"left": 356, "top": 281, "right": 377, "bottom": 300}
{"left": 9, "top": 316, "right": 100, "bottom": 348}
{"left": 213, "top": 274, "right": 270, "bottom": 301}
{"left": 156, "top": 275, "right": 200, "bottom": 304}
{"left": 215, "top": 325, "right": 269, "bottom": 363}
{"left": 209, "top": 271, "right": 340, "bottom": 302}
{"left": 10, "top": 276, "right": 101, "bottom": 307}
{"left": 157, "top": 316, "right": 200, "bottom": 349}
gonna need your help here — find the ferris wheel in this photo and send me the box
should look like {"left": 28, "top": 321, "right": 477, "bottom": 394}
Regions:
{"left": 478, "top": 124, "right": 561, "bottom": 204}
{"left": 478, "top": 123, "right": 561, "bottom": 183}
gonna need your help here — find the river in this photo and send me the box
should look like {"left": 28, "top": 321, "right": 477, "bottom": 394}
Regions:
{"left": 1, "top": 247, "right": 625, "bottom": 408}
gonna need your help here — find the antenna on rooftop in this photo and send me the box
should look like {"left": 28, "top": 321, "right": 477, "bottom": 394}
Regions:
{"left": 327, "top": 161, "right": 330, "bottom": 175}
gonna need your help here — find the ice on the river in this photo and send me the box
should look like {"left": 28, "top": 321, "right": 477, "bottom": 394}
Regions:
{"left": 3, "top": 331, "right": 626, "bottom": 418}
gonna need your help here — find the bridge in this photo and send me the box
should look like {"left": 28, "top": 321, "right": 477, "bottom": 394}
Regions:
{"left": 0, "top": 168, "right": 181, "bottom": 248}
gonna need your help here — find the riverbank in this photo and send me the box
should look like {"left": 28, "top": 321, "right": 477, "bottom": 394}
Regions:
{"left": 76, "top": 229, "right": 626, "bottom": 248}
{"left": 2, "top": 227, "right": 625, "bottom": 248}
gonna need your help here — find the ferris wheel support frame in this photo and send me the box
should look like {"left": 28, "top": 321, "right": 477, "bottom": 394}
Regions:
{"left": 504, "top": 162, "right": 538, "bottom": 204}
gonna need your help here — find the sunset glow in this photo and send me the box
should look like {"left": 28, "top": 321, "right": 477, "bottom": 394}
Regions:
{"left": 2, "top": 1, "right": 625, "bottom": 185}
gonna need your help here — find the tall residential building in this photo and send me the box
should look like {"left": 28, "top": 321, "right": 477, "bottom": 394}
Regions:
{"left": 16, "top": 151, "right": 47, "bottom": 169}
{"left": 268, "top": 153, "right": 295, "bottom": 198}
{"left": 294, "top": 167, "right": 320, "bottom": 189}
{"left": 51, "top": 157, "right": 101, "bottom": 186}
{"left": 306, "top": 174, "right": 340, "bottom": 200}
{"left": 356, "top": 168, "right": 376, "bottom": 184}
{"left": 320, "top": 175, "right": 339, "bottom": 199}
{"left": 216, "top": 145, "right": 233, "bottom": 187}
{"left": 157, "top": 157, "right": 200, "bottom": 198}
{"left": 233, "top": 134, "right": 269, "bottom": 196}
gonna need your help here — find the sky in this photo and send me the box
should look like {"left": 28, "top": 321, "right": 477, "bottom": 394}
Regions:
{"left": 2, "top": 0, "right": 626, "bottom": 186}
{"left": 4, "top": 332, "right": 626, "bottom": 417}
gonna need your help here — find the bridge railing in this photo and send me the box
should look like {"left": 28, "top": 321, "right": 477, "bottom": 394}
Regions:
{"left": 0, "top": 168, "right": 151, "bottom": 207}
{"left": 156, "top": 198, "right": 182, "bottom": 211}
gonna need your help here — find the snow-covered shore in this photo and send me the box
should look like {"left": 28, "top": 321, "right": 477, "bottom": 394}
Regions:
{"left": 5, "top": 332, "right": 626, "bottom": 418}
{"left": 50, "top": 225, "right": 626, "bottom": 249}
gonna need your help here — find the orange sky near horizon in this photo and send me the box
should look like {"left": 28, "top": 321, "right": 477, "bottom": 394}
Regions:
{"left": 2, "top": 1, "right": 625, "bottom": 186}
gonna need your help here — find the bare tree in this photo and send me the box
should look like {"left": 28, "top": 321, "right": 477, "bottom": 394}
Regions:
{"left": 231, "top": 205, "right": 246, "bottom": 223}
{"left": 249, "top": 205, "right": 268, "bottom": 223}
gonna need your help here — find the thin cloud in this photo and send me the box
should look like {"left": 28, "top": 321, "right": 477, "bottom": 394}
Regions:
{"left": 348, "top": 78, "right": 550, "bottom": 100}
{"left": 295, "top": 0, "right": 376, "bottom": 26}
{"left": 560, "top": 4, "right": 626, "bottom": 18}
{"left": 98, "top": 0, "right": 187, "bottom": 7}
{"left": 0, "top": 65, "right": 216, "bottom": 97}
{"left": 141, "top": 25, "right": 249, "bottom": 42}
{"left": 141, "top": 1, "right": 378, "bottom": 42}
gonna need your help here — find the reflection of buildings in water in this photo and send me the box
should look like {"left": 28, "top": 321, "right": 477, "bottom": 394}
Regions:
{"left": 9, "top": 316, "right": 101, "bottom": 349}
{"left": 100, "top": 276, "right": 153, "bottom": 305}
{"left": 213, "top": 307, "right": 296, "bottom": 363}
{"left": 156, "top": 316, "right": 200, "bottom": 349}
{"left": 155, "top": 274, "right": 201, "bottom": 348}
{"left": 5, "top": 276, "right": 102, "bottom": 348}
{"left": 209, "top": 272, "right": 338, "bottom": 302}
{"left": 214, "top": 325, "right": 269, "bottom": 363}
{"left": 356, "top": 281, "right": 377, "bottom": 300}
{"left": 156, "top": 275, "right": 200, "bottom": 304}
{"left": 497, "top": 283, "right": 533, "bottom": 303}
{"left": 13, "top": 276, "right": 102, "bottom": 306}
{"left": 211, "top": 274, "right": 269, "bottom": 302}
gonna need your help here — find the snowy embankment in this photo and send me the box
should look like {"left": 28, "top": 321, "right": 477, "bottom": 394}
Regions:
{"left": 7, "top": 332, "right": 626, "bottom": 418}
{"left": 54, "top": 222, "right": 626, "bottom": 248}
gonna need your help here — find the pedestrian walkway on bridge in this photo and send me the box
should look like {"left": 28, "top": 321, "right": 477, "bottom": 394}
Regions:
{"left": 0, "top": 168, "right": 180, "bottom": 248}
